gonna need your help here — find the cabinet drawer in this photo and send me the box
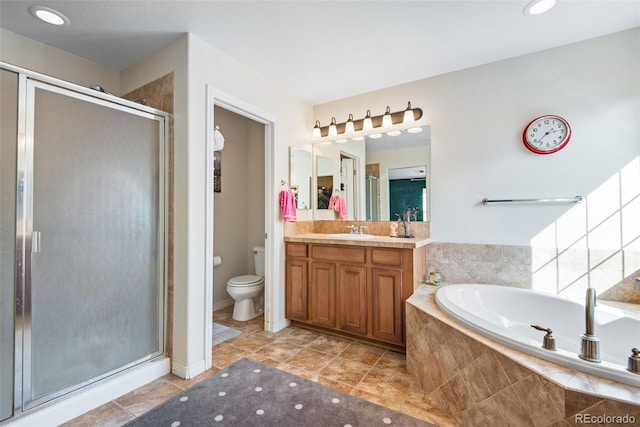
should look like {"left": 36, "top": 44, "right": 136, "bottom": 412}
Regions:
{"left": 287, "top": 243, "right": 308, "bottom": 258}
{"left": 311, "top": 245, "right": 366, "bottom": 263}
{"left": 371, "top": 248, "right": 402, "bottom": 267}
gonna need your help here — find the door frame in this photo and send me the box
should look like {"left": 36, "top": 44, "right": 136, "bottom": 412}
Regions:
{"left": 204, "top": 86, "right": 279, "bottom": 369}
{"left": 13, "top": 71, "right": 168, "bottom": 412}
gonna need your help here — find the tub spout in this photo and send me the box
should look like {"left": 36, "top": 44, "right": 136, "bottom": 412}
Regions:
{"left": 579, "top": 287, "right": 601, "bottom": 363}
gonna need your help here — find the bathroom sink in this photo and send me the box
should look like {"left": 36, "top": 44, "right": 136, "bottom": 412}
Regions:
{"left": 326, "top": 233, "right": 375, "bottom": 240}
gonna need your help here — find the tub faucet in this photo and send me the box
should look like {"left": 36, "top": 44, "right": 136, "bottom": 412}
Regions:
{"left": 579, "top": 287, "right": 601, "bottom": 363}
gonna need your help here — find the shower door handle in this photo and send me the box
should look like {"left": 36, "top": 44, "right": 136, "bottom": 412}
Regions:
{"left": 32, "top": 231, "right": 41, "bottom": 253}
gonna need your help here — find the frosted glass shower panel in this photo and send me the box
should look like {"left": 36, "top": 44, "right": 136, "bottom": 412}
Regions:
{"left": 27, "top": 86, "right": 164, "bottom": 403}
{"left": 0, "top": 68, "right": 17, "bottom": 422}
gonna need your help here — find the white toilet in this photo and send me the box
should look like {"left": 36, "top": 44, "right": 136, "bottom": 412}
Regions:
{"left": 226, "top": 245, "right": 265, "bottom": 321}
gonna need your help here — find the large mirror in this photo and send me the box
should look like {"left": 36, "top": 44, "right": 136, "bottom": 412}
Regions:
{"left": 289, "top": 147, "right": 312, "bottom": 210}
{"left": 313, "top": 125, "right": 430, "bottom": 221}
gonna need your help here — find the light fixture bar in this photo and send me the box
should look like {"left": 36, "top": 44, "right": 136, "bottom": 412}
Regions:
{"left": 312, "top": 103, "right": 423, "bottom": 138}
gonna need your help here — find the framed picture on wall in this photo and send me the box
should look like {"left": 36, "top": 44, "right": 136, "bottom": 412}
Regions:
{"left": 214, "top": 151, "right": 222, "bottom": 193}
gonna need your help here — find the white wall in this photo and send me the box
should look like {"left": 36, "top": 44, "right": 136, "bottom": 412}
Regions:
{"left": 315, "top": 28, "right": 640, "bottom": 248}
{"left": 122, "top": 33, "right": 312, "bottom": 376}
{"left": 0, "top": 29, "right": 120, "bottom": 93}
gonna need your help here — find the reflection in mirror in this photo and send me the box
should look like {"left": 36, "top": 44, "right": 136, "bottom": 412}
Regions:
{"left": 363, "top": 126, "right": 430, "bottom": 221}
{"left": 289, "top": 147, "right": 312, "bottom": 209}
{"left": 316, "top": 154, "right": 333, "bottom": 210}
{"left": 314, "top": 126, "right": 430, "bottom": 221}
{"left": 389, "top": 166, "right": 427, "bottom": 221}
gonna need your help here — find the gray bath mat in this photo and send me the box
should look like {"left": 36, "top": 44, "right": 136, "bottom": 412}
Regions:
{"left": 212, "top": 322, "right": 241, "bottom": 346}
{"left": 125, "top": 358, "right": 433, "bottom": 426}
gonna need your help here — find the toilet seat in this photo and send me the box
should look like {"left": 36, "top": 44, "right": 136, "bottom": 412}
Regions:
{"left": 228, "top": 275, "right": 263, "bottom": 287}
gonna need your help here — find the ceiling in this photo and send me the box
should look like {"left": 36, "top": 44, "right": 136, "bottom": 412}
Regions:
{"left": 1, "top": 1, "right": 638, "bottom": 104}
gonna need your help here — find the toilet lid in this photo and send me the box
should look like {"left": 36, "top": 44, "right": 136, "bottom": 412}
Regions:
{"left": 228, "top": 275, "right": 263, "bottom": 287}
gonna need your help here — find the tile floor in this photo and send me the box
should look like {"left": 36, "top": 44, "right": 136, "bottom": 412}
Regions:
{"left": 63, "top": 307, "right": 456, "bottom": 426}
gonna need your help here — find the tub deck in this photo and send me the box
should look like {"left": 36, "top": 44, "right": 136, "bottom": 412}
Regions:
{"left": 406, "top": 285, "right": 640, "bottom": 426}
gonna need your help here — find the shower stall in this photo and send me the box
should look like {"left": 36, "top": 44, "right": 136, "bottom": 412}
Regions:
{"left": 0, "top": 63, "right": 167, "bottom": 421}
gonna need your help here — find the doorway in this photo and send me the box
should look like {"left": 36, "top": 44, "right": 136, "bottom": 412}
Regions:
{"left": 205, "top": 87, "right": 279, "bottom": 370}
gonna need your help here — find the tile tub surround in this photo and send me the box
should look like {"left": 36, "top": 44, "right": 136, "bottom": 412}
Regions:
{"left": 426, "top": 242, "right": 640, "bottom": 304}
{"left": 406, "top": 285, "right": 640, "bottom": 427}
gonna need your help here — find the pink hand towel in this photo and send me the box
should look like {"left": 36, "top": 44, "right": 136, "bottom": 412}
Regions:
{"left": 279, "top": 189, "right": 297, "bottom": 222}
{"left": 337, "top": 195, "right": 347, "bottom": 220}
{"left": 328, "top": 194, "right": 348, "bottom": 220}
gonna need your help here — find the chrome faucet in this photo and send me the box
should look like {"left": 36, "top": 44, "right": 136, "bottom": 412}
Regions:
{"left": 579, "top": 287, "right": 601, "bottom": 363}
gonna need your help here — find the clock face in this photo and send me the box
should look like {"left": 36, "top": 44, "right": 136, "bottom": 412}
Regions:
{"left": 522, "top": 115, "right": 571, "bottom": 154}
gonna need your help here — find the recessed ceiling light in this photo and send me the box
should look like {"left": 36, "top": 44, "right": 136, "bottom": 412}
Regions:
{"left": 28, "top": 5, "right": 70, "bottom": 26}
{"left": 523, "top": 0, "right": 557, "bottom": 16}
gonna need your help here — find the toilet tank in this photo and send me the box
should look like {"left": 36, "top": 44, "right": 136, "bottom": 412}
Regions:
{"left": 252, "top": 246, "right": 265, "bottom": 276}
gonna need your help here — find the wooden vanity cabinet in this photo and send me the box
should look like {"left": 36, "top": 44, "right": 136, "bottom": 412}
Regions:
{"left": 285, "top": 242, "right": 424, "bottom": 347}
{"left": 285, "top": 243, "right": 308, "bottom": 321}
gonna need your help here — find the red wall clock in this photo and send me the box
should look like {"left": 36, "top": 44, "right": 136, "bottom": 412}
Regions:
{"left": 522, "top": 115, "right": 571, "bottom": 154}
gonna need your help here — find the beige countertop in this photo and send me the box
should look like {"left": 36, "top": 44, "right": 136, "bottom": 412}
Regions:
{"left": 284, "top": 233, "right": 431, "bottom": 249}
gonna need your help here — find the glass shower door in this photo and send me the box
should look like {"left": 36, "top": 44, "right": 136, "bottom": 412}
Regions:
{"left": 0, "top": 68, "right": 18, "bottom": 422}
{"left": 21, "top": 81, "right": 165, "bottom": 409}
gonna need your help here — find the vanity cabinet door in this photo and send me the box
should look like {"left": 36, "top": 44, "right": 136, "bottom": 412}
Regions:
{"left": 285, "top": 257, "right": 308, "bottom": 321}
{"left": 337, "top": 264, "right": 367, "bottom": 335}
{"left": 370, "top": 267, "right": 403, "bottom": 344}
{"left": 309, "top": 262, "right": 337, "bottom": 328}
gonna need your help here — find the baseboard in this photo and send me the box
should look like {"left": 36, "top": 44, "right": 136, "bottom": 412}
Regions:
{"left": 171, "top": 358, "right": 206, "bottom": 380}
{"left": 213, "top": 298, "right": 234, "bottom": 312}
{"left": 269, "top": 317, "right": 291, "bottom": 333}
{"left": 6, "top": 356, "right": 170, "bottom": 427}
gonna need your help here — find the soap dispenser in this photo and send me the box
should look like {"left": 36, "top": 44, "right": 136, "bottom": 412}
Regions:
{"left": 628, "top": 348, "right": 640, "bottom": 374}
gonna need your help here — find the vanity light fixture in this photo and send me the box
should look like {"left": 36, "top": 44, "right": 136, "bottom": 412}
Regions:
{"left": 345, "top": 114, "right": 355, "bottom": 133}
{"left": 363, "top": 110, "right": 374, "bottom": 131}
{"left": 312, "top": 120, "right": 322, "bottom": 138}
{"left": 28, "top": 5, "right": 71, "bottom": 26}
{"left": 523, "top": 0, "right": 557, "bottom": 16}
{"left": 328, "top": 117, "right": 338, "bottom": 137}
{"left": 311, "top": 102, "right": 422, "bottom": 138}
{"left": 382, "top": 106, "right": 393, "bottom": 128}
{"left": 403, "top": 102, "right": 415, "bottom": 123}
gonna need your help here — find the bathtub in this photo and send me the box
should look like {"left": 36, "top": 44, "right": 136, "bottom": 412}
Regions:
{"left": 435, "top": 284, "right": 640, "bottom": 388}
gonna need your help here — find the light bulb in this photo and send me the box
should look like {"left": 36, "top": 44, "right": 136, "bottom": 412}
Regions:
{"left": 403, "top": 102, "right": 414, "bottom": 123}
{"left": 345, "top": 114, "right": 355, "bottom": 133}
{"left": 387, "top": 130, "right": 401, "bottom": 137}
{"left": 328, "top": 117, "right": 338, "bottom": 137}
{"left": 312, "top": 120, "right": 321, "bottom": 138}
{"left": 523, "top": 0, "right": 556, "bottom": 16}
{"left": 29, "top": 5, "right": 70, "bottom": 26}
{"left": 363, "top": 110, "right": 373, "bottom": 131}
{"left": 369, "top": 133, "right": 382, "bottom": 139}
{"left": 382, "top": 106, "right": 392, "bottom": 127}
